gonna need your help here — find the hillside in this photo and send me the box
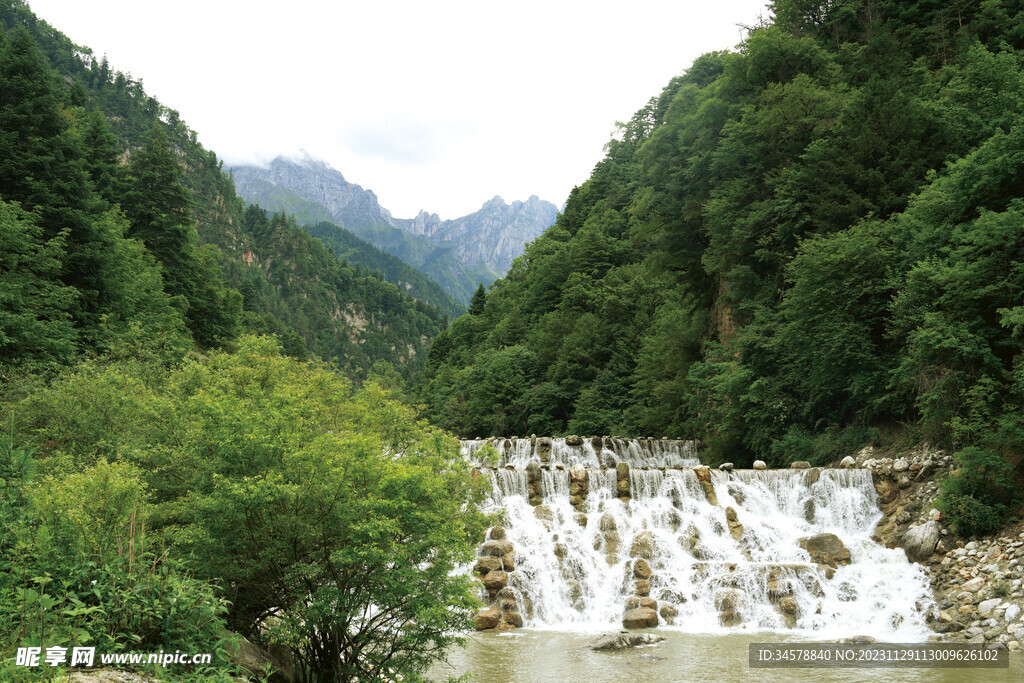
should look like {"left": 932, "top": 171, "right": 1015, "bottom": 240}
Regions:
{"left": 0, "top": 0, "right": 446, "bottom": 378}
{"left": 417, "top": 0, "right": 1024, "bottom": 531}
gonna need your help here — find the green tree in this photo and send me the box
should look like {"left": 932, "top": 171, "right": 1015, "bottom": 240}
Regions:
{"left": 124, "top": 124, "right": 197, "bottom": 305}
{"left": 468, "top": 283, "right": 486, "bottom": 316}
{"left": 0, "top": 200, "right": 77, "bottom": 368}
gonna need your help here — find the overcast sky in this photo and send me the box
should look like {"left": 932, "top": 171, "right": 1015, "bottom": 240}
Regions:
{"left": 28, "top": 0, "right": 770, "bottom": 218}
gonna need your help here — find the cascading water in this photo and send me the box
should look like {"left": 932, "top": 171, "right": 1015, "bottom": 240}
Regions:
{"left": 471, "top": 441, "right": 935, "bottom": 641}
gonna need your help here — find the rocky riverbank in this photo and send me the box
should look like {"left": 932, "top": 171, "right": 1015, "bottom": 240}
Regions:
{"left": 855, "top": 446, "right": 1024, "bottom": 651}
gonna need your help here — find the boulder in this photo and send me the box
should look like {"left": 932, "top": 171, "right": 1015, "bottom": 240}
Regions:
{"left": 566, "top": 435, "right": 584, "bottom": 446}
{"left": 616, "top": 462, "right": 630, "bottom": 481}
{"left": 504, "top": 611, "right": 524, "bottom": 628}
{"left": 225, "top": 631, "right": 295, "bottom": 683}
{"left": 659, "top": 603, "right": 679, "bottom": 625}
{"left": 900, "top": 521, "right": 941, "bottom": 563}
{"left": 480, "top": 540, "right": 514, "bottom": 557}
{"left": 719, "top": 462, "right": 734, "bottom": 472}
{"left": 474, "top": 556, "right": 502, "bottom": 575}
{"left": 630, "top": 531, "right": 657, "bottom": 560}
{"left": 590, "top": 632, "right": 664, "bottom": 650}
{"left": 633, "top": 558, "right": 654, "bottom": 580}
{"left": 693, "top": 465, "right": 711, "bottom": 482}
{"left": 489, "top": 526, "right": 506, "bottom": 541}
{"left": 501, "top": 552, "right": 516, "bottom": 571}
{"left": 753, "top": 460, "right": 767, "bottom": 470}
{"left": 840, "top": 456, "right": 856, "bottom": 468}
{"left": 570, "top": 464, "right": 588, "bottom": 482}
{"left": 483, "top": 570, "right": 508, "bottom": 591}
{"left": 875, "top": 478, "right": 898, "bottom": 504}
{"left": 474, "top": 605, "right": 501, "bottom": 630}
{"left": 622, "top": 607, "right": 659, "bottom": 629}
{"left": 635, "top": 579, "right": 652, "bottom": 597}
{"left": 791, "top": 461, "right": 811, "bottom": 469}
{"left": 799, "top": 533, "right": 851, "bottom": 568}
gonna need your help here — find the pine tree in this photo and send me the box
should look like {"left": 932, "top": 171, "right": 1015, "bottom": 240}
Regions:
{"left": 0, "top": 27, "right": 108, "bottom": 327}
{"left": 124, "top": 124, "right": 197, "bottom": 305}
{"left": 469, "top": 283, "right": 486, "bottom": 316}
{"left": 80, "top": 109, "right": 128, "bottom": 208}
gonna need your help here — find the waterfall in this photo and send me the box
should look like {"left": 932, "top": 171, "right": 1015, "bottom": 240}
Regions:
{"left": 474, "top": 452, "right": 934, "bottom": 640}
{"left": 463, "top": 437, "right": 700, "bottom": 469}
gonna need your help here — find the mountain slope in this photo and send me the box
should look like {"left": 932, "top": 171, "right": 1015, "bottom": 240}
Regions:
{"left": 0, "top": 0, "right": 446, "bottom": 378}
{"left": 230, "top": 156, "right": 558, "bottom": 303}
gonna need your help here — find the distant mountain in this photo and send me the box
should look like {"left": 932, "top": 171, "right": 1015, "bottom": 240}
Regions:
{"left": 395, "top": 195, "right": 559, "bottom": 275}
{"left": 230, "top": 157, "right": 558, "bottom": 303}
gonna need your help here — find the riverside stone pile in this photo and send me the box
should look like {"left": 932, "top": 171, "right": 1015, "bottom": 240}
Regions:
{"left": 472, "top": 527, "right": 527, "bottom": 631}
{"left": 929, "top": 534, "right": 1024, "bottom": 649}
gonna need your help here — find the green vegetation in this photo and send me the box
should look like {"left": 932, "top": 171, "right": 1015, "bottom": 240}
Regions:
{"left": 417, "top": 1, "right": 1024, "bottom": 532}
{"left": 0, "top": 338, "right": 490, "bottom": 680}
{"left": 0, "top": 2, "right": 488, "bottom": 679}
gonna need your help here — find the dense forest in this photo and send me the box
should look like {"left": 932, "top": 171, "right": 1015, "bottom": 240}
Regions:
{"left": 0, "top": 1, "right": 485, "bottom": 680}
{"left": 418, "top": 1, "right": 1024, "bottom": 531}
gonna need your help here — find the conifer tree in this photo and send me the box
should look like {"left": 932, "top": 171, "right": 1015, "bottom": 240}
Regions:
{"left": 124, "top": 124, "right": 197, "bottom": 306}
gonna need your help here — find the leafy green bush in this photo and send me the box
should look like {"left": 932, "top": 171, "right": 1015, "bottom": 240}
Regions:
{"left": 936, "top": 446, "right": 1018, "bottom": 535}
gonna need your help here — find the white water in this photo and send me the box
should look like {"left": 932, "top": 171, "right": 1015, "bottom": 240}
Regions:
{"left": 477, "top": 460, "right": 935, "bottom": 641}
{"left": 461, "top": 437, "right": 700, "bottom": 469}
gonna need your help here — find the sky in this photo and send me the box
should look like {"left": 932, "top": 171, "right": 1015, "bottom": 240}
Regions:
{"left": 28, "top": 0, "right": 771, "bottom": 219}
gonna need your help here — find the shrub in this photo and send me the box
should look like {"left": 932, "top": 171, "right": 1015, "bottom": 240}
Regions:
{"left": 936, "top": 446, "right": 1018, "bottom": 535}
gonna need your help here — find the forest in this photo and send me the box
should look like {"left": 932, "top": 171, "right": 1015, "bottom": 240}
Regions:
{"left": 3, "top": 0, "right": 1024, "bottom": 680}
{"left": 417, "top": 0, "right": 1024, "bottom": 534}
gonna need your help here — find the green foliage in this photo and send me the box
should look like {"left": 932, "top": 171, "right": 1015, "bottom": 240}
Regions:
{"left": 1, "top": 337, "right": 492, "bottom": 681}
{"left": 0, "top": 200, "right": 77, "bottom": 369}
{"left": 936, "top": 446, "right": 1019, "bottom": 536}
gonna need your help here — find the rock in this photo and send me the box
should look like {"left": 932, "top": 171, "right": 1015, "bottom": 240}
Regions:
{"left": 929, "top": 509, "right": 942, "bottom": 521}
{"left": 590, "top": 632, "right": 664, "bottom": 650}
{"left": 659, "top": 604, "right": 679, "bottom": 624}
{"left": 502, "top": 552, "right": 516, "bottom": 571}
{"left": 900, "top": 521, "right": 941, "bottom": 563}
{"left": 225, "top": 631, "right": 295, "bottom": 683}
{"left": 622, "top": 607, "right": 659, "bottom": 629}
{"left": 630, "top": 531, "right": 657, "bottom": 560}
{"left": 893, "top": 458, "right": 910, "bottom": 472}
{"left": 480, "top": 540, "right": 514, "bottom": 557}
{"left": 504, "top": 611, "right": 524, "bottom": 628}
{"left": 483, "top": 570, "right": 508, "bottom": 591}
{"left": 805, "top": 468, "right": 820, "bottom": 485}
{"left": 1006, "top": 605, "right": 1021, "bottom": 622}
{"left": 534, "top": 505, "right": 553, "bottom": 522}
{"left": 616, "top": 462, "right": 630, "bottom": 481}
{"left": 635, "top": 579, "right": 652, "bottom": 597}
{"left": 640, "top": 597, "right": 658, "bottom": 610}
{"left": 979, "top": 599, "right": 1002, "bottom": 618}
{"left": 840, "top": 456, "right": 856, "bottom": 468}
{"left": 633, "top": 558, "right": 654, "bottom": 580}
{"left": 875, "top": 478, "right": 898, "bottom": 504}
{"left": 489, "top": 526, "right": 506, "bottom": 541}
{"left": 600, "top": 513, "right": 618, "bottom": 531}
{"left": 791, "top": 461, "right": 811, "bottom": 469}
{"left": 962, "top": 577, "right": 986, "bottom": 593}
{"left": 570, "top": 464, "right": 588, "bottom": 482}
{"left": 474, "top": 556, "right": 502, "bottom": 575}
{"left": 753, "top": 460, "right": 767, "bottom": 470}
{"left": 694, "top": 465, "right": 711, "bottom": 482}
{"left": 799, "top": 533, "right": 851, "bottom": 568}
{"left": 838, "top": 636, "right": 877, "bottom": 644}
{"left": 566, "top": 435, "right": 584, "bottom": 446}
{"left": 719, "top": 462, "right": 734, "bottom": 472}
{"left": 897, "top": 474, "right": 912, "bottom": 489}
{"left": 475, "top": 605, "right": 501, "bottom": 630}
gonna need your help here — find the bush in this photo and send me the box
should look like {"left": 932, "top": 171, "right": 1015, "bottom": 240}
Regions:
{"left": 936, "top": 446, "right": 1018, "bottom": 535}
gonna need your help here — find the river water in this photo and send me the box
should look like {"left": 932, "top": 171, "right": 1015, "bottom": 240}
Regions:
{"left": 428, "top": 631, "right": 1020, "bottom": 682}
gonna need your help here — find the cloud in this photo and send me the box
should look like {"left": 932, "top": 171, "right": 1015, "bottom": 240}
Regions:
{"left": 344, "top": 120, "right": 440, "bottom": 165}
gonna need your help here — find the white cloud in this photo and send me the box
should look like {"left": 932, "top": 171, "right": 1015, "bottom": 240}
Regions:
{"left": 28, "top": 0, "right": 770, "bottom": 218}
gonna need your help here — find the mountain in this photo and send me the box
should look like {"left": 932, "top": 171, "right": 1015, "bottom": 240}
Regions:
{"left": 0, "top": 1, "right": 447, "bottom": 378}
{"left": 230, "top": 156, "right": 558, "bottom": 303}
{"left": 395, "top": 195, "right": 559, "bottom": 275}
